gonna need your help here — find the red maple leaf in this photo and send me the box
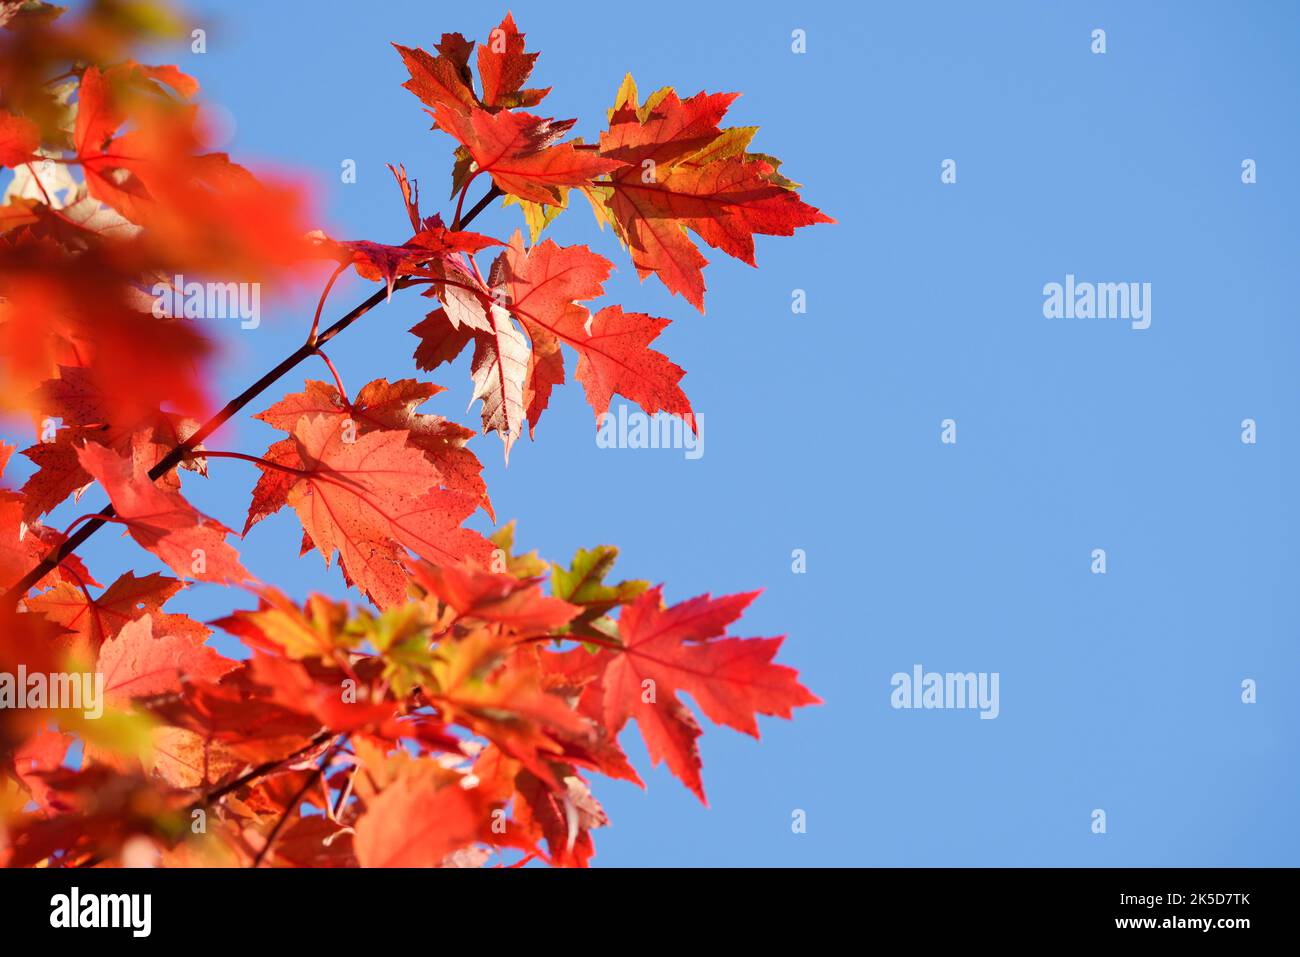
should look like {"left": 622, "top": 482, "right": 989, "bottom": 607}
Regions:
{"left": 545, "top": 587, "right": 820, "bottom": 802}
{"left": 433, "top": 104, "right": 623, "bottom": 206}
{"left": 411, "top": 561, "right": 578, "bottom": 633}
{"left": 593, "top": 80, "right": 833, "bottom": 310}
{"left": 277, "top": 414, "right": 494, "bottom": 608}
{"left": 477, "top": 12, "right": 548, "bottom": 110}
{"left": 20, "top": 365, "right": 206, "bottom": 522}
{"left": 321, "top": 223, "right": 500, "bottom": 299}
{"left": 97, "top": 614, "right": 235, "bottom": 706}
{"left": 0, "top": 109, "right": 38, "bottom": 168}
{"left": 392, "top": 38, "right": 478, "bottom": 123}
{"left": 495, "top": 232, "right": 692, "bottom": 429}
{"left": 353, "top": 764, "right": 494, "bottom": 868}
{"left": 26, "top": 570, "right": 205, "bottom": 662}
{"left": 75, "top": 440, "right": 251, "bottom": 585}
{"left": 247, "top": 377, "right": 491, "bottom": 532}
{"left": 394, "top": 13, "right": 549, "bottom": 123}
{"left": 467, "top": 293, "right": 531, "bottom": 459}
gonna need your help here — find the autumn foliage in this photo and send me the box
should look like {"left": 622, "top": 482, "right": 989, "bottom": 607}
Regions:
{"left": 0, "top": 2, "right": 827, "bottom": 867}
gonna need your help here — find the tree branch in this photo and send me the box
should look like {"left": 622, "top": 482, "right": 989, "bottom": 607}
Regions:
{"left": 249, "top": 736, "right": 346, "bottom": 868}
{"left": 195, "top": 729, "right": 334, "bottom": 811}
{"left": 456, "top": 184, "right": 501, "bottom": 231}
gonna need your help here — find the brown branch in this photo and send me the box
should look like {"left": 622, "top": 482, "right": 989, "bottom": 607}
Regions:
{"left": 4, "top": 184, "right": 505, "bottom": 604}
{"left": 194, "top": 729, "right": 334, "bottom": 810}
{"left": 455, "top": 183, "right": 502, "bottom": 232}
{"left": 250, "top": 736, "right": 346, "bottom": 868}
{"left": 62, "top": 729, "right": 339, "bottom": 869}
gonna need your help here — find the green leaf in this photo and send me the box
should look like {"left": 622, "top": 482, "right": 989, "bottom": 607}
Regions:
{"left": 551, "top": 545, "right": 648, "bottom": 638}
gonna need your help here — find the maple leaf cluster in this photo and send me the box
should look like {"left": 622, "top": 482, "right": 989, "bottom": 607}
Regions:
{"left": 0, "top": 5, "right": 825, "bottom": 867}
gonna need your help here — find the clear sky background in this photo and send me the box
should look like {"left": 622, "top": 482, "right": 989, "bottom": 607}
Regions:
{"left": 7, "top": 0, "right": 1300, "bottom": 866}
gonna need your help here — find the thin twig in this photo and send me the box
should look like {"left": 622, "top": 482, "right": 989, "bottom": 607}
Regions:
{"left": 23, "top": 161, "right": 85, "bottom": 232}
{"left": 201, "top": 449, "right": 318, "bottom": 479}
{"left": 313, "top": 347, "right": 350, "bottom": 405}
{"left": 451, "top": 175, "right": 476, "bottom": 230}
{"left": 306, "top": 262, "right": 347, "bottom": 345}
{"left": 195, "top": 729, "right": 334, "bottom": 810}
{"left": 250, "top": 737, "right": 346, "bottom": 868}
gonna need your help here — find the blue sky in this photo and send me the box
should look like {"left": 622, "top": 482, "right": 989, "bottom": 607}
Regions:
{"left": 8, "top": 0, "right": 1300, "bottom": 865}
